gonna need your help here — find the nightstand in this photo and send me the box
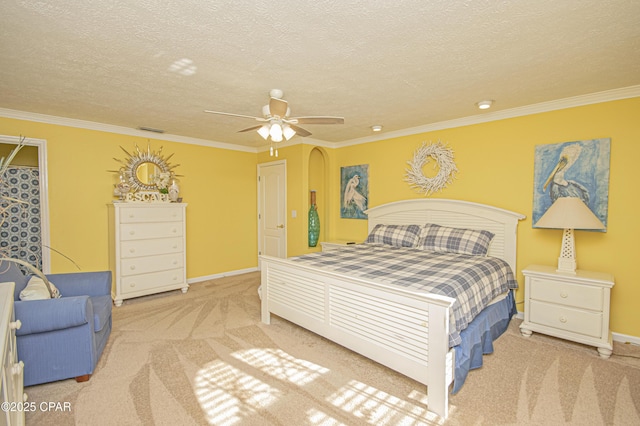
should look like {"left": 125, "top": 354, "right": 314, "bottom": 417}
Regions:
{"left": 320, "top": 240, "right": 357, "bottom": 252}
{"left": 520, "top": 264, "right": 615, "bottom": 358}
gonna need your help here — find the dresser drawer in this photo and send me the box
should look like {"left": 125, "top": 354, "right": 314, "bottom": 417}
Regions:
{"left": 529, "top": 277, "right": 603, "bottom": 311}
{"left": 120, "top": 222, "right": 183, "bottom": 241}
{"left": 121, "top": 237, "right": 183, "bottom": 258}
{"left": 121, "top": 253, "right": 184, "bottom": 276}
{"left": 120, "top": 206, "right": 183, "bottom": 223}
{"left": 120, "top": 268, "right": 185, "bottom": 294}
{"left": 529, "top": 300, "right": 603, "bottom": 338}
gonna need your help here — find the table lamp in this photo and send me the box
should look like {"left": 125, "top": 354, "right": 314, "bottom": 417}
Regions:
{"left": 534, "top": 197, "right": 605, "bottom": 274}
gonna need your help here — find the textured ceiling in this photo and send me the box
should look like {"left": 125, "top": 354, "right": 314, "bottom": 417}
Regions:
{"left": 1, "top": 1, "right": 639, "bottom": 149}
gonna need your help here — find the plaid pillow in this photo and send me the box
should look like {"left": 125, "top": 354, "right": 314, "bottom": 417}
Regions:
{"left": 418, "top": 223, "right": 495, "bottom": 256}
{"left": 366, "top": 224, "right": 422, "bottom": 247}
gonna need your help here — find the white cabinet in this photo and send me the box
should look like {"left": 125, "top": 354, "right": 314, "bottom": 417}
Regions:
{"left": 108, "top": 203, "right": 188, "bottom": 306}
{"left": 1, "top": 282, "right": 26, "bottom": 426}
{"left": 519, "top": 264, "right": 614, "bottom": 358}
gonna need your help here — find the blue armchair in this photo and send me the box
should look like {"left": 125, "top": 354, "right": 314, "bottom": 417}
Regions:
{"left": 0, "top": 261, "right": 112, "bottom": 386}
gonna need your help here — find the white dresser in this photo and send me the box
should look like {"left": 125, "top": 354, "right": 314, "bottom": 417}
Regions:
{"left": 520, "top": 264, "right": 615, "bottom": 358}
{"left": 108, "top": 202, "right": 188, "bottom": 306}
{"left": 1, "top": 282, "right": 26, "bottom": 426}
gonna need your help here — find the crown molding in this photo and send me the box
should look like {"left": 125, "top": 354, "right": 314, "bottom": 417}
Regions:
{"left": 338, "top": 85, "right": 640, "bottom": 147}
{"left": 2, "top": 85, "right": 638, "bottom": 152}
{"left": 0, "top": 108, "right": 257, "bottom": 153}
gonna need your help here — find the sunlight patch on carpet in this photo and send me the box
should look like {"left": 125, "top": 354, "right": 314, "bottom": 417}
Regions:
{"left": 327, "top": 380, "right": 442, "bottom": 425}
{"left": 232, "top": 348, "right": 329, "bottom": 386}
{"left": 306, "top": 408, "right": 346, "bottom": 425}
{"left": 195, "top": 360, "right": 281, "bottom": 425}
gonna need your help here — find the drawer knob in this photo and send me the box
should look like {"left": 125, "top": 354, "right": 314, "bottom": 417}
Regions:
{"left": 559, "top": 316, "right": 567, "bottom": 323}
{"left": 10, "top": 319, "right": 22, "bottom": 330}
{"left": 130, "top": 283, "right": 136, "bottom": 288}
{"left": 172, "top": 260, "right": 178, "bottom": 265}
{"left": 129, "top": 230, "right": 135, "bottom": 235}
{"left": 560, "top": 291, "right": 568, "bottom": 298}
{"left": 171, "top": 228, "right": 177, "bottom": 233}
{"left": 130, "top": 265, "right": 136, "bottom": 270}
{"left": 129, "top": 248, "right": 135, "bottom": 253}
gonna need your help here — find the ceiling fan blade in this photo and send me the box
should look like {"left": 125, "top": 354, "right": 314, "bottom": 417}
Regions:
{"left": 238, "top": 125, "right": 264, "bottom": 133}
{"left": 204, "top": 110, "right": 266, "bottom": 121}
{"left": 289, "top": 124, "right": 312, "bottom": 137}
{"left": 289, "top": 116, "right": 344, "bottom": 125}
{"left": 269, "top": 97, "right": 289, "bottom": 118}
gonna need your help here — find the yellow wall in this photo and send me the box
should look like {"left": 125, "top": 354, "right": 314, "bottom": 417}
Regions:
{"left": 329, "top": 98, "right": 640, "bottom": 337}
{"left": 0, "top": 117, "right": 258, "bottom": 278}
{"left": 0, "top": 143, "right": 39, "bottom": 167}
{"left": 1, "top": 96, "right": 638, "bottom": 337}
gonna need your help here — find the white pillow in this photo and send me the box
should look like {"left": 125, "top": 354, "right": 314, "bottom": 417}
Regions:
{"left": 19, "top": 276, "right": 61, "bottom": 300}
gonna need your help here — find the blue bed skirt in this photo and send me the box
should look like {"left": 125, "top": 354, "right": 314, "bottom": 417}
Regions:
{"left": 452, "top": 290, "right": 517, "bottom": 393}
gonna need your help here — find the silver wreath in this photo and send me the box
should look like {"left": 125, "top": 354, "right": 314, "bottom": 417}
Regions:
{"left": 404, "top": 141, "right": 458, "bottom": 196}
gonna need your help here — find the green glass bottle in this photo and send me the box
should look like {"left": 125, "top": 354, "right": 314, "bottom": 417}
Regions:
{"left": 308, "top": 190, "right": 320, "bottom": 247}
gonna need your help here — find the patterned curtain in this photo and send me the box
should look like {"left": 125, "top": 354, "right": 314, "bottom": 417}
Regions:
{"left": 0, "top": 166, "right": 42, "bottom": 272}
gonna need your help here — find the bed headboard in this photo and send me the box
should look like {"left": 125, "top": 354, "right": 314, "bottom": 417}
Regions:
{"left": 365, "top": 199, "right": 525, "bottom": 272}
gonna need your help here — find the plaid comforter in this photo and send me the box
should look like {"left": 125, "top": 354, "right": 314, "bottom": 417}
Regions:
{"left": 291, "top": 243, "right": 518, "bottom": 347}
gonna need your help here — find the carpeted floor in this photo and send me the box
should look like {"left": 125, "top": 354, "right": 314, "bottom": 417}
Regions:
{"left": 24, "top": 272, "right": 640, "bottom": 425}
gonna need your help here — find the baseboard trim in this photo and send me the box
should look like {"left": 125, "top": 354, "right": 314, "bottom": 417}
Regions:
{"left": 187, "top": 267, "right": 259, "bottom": 284}
{"left": 612, "top": 332, "right": 640, "bottom": 346}
{"left": 514, "top": 312, "right": 639, "bottom": 345}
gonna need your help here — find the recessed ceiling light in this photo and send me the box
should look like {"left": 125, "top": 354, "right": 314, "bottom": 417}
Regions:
{"left": 371, "top": 125, "right": 383, "bottom": 132}
{"left": 476, "top": 100, "right": 493, "bottom": 110}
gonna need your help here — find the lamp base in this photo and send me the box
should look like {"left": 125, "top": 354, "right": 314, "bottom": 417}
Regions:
{"left": 556, "top": 257, "right": 577, "bottom": 275}
{"left": 556, "top": 228, "right": 577, "bottom": 274}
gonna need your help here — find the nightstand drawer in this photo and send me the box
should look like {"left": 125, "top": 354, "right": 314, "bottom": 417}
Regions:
{"left": 529, "top": 300, "right": 603, "bottom": 338}
{"left": 529, "top": 277, "right": 603, "bottom": 311}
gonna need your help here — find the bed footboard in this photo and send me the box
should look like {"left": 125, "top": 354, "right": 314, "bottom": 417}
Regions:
{"left": 260, "top": 255, "right": 456, "bottom": 419}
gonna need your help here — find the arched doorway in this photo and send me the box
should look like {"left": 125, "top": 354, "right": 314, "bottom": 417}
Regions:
{"left": 308, "top": 147, "right": 327, "bottom": 246}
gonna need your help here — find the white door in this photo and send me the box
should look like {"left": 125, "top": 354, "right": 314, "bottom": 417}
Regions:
{"left": 258, "top": 160, "right": 286, "bottom": 264}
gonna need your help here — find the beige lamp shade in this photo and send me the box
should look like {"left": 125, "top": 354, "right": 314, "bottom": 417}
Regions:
{"left": 535, "top": 197, "right": 604, "bottom": 274}
{"left": 535, "top": 197, "right": 604, "bottom": 230}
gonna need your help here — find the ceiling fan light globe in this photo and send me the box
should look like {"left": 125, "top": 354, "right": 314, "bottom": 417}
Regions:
{"left": 257, "top": 125, "right": 270, "bottom": 139}
{"left": 270, "top": 123, "right": 283, "bottom": 142}
{"left": 283, "top": 125, "right": 296, "bottom": 140}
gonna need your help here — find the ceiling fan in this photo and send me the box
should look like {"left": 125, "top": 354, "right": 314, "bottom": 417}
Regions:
{"left": 204, "top": 89, "right": 344, "bottom": 155}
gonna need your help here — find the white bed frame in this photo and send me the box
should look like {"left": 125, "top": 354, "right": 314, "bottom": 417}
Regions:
{"left": 260, "top": 199, "right": 524, "bottom": 419}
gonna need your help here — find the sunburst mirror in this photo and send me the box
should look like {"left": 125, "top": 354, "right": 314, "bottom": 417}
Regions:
{"left": 113, "top": 143, "right": 179, "bottom": 192}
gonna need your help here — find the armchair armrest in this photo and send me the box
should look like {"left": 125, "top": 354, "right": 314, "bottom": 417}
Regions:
{"left": 45, "top": 271, "right": 112, "bottom": 298}
{"left": 14, "top": 296, "right": 92, "bottom": 336}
